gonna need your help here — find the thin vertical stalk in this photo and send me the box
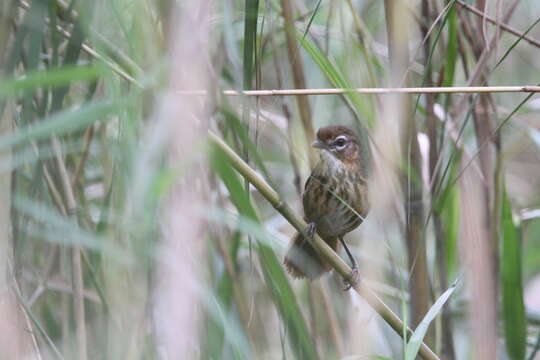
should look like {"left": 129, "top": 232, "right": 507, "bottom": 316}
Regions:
{"left": 281, "top": 0, "right": 316, "bottom": 168}
{"left": 384, "top": 0, "right": 433, "bottom": 344}
{"left": 71, "top": 125, "right": 95, "bottom": 188}
{"left": 51, "top": 136, "right": 87, "bottom": 360}
{"left": 458, "top": 157, "right": 497, "bottom": 359}
{"left": 422, "top": 0, "right": 455, "bottom": 357}
{"left": 270, "top": 33, "right": 302, "bottom": 195}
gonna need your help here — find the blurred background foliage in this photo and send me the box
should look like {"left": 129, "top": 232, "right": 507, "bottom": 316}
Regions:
{"left": 1, "top": 0, "right": 540, "bottom": 359}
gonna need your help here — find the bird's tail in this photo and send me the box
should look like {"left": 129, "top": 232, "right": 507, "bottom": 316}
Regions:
{"left": 283, "top": 232, "right": 339, "bottom": 280}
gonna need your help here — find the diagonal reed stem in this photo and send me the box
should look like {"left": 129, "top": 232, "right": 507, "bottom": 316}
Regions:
{"left": 208, "top": 130, "right": 440, "bottom": 360}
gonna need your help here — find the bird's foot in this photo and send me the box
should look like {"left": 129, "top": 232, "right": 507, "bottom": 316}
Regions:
{"left": 342, "top": 265, "right": 359, "bottom": 291}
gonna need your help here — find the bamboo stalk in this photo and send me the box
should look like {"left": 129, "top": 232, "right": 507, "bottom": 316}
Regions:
{"left": 208, "top": 130, "right": 440, "bottom": 360}
{"left": 176, "top": 85, "right": 540, "bottom": 96}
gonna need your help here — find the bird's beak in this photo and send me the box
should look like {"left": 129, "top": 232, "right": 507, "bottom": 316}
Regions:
{"left": 311, "top": 140, "right": 326, "bottom": 149}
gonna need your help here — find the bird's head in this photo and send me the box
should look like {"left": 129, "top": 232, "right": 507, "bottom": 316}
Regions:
{"left": 311, "top": 125, "right": 361, "bottom": 166}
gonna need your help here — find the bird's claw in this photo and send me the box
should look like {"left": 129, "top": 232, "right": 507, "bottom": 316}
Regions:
{"left": 342, "top": 265, "right": 359, "bottom": 291}
{"left": 305, "top": 222, "right": 316, "bottom": 240}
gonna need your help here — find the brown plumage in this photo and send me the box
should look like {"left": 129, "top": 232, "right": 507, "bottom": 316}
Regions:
{"left": 284, "top": 125, "right": 369, "bottom": 280}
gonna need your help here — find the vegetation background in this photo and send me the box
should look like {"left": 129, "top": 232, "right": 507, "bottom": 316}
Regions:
{"left": 1, "top": 0, "right": 540, "bottom": 359}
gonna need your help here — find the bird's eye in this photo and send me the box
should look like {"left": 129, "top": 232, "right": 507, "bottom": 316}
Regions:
{"left": 334, "top": 137, "right": 347, "bottom": 149}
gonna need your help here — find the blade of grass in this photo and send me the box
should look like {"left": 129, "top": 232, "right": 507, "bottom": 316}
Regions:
{"left": 501, "top": 189, "right": 526, "bottom": 360}
{"left": 298, "top": 36, "right": 372, "bottom": 126}
{"left": 0, "top": 99, "right": 124, "bottom": 151}
{"left": 443, "top": 4, "right": 458, "bottom": 87}
{"left": 302, "top": 0, "right": 323, "bottom": 39}
{"left": 0, "top": 65, "right": 104, "bottom": 98}
{"left": 13, "top": 196, "right": 129, "bottom": 261}
{"left": 440, "top": 150, "right": 461, "bottom": 278}
{"left": 405, "top": 281, "right": 458, "bottom": 360}
{"left": 203, "top": 293, "right": 253, "bottom": 359}
{"left": 243, "top": 0, "right": 259, "bottom": 90}
{"left": 24, "top": 0, "right": 47, "bottom": 71}
{"left": 222, "top": 106, "right": 272, "bottom": 182}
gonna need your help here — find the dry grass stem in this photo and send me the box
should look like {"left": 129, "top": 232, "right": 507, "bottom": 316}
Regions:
{"left": 281, "top": 0, "right": 317, "bottom": 167}
{"left": 51, "top": 136, "right": 87, "bottom": 360}
{"left": 459, "top": 159, "right": 498, "bottom": 359}
{"left": 176, "top": 85, "right": 540, "bottom": 96}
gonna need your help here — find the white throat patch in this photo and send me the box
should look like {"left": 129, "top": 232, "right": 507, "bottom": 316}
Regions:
{"left": 319, "top": 150, "right": 345, "bottom": 175}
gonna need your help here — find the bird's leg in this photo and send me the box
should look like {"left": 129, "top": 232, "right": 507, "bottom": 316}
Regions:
{"left": 339, "top": 236, "right": 359, "bottom": 291}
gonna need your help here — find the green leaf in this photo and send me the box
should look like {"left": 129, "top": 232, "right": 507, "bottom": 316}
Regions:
{"left": 443, "top": 179, "right": 459, "bottom": 277}
{"left": 298, "top": 36, "right": 372, "bottom": 127}
{"left": 243, "top": 0, "right": 259, "bottom": 90}
{"left": 205, "top": 272, "right": 234, "bottom": 358}
{"left": 443, "top": 5, "right": 457, "bottom": 87}
{"left": 523, "top": 218, "right": 540, "bottom": 279}
{"left": 3, "top": 0, "right": 43, "bottom": 75}
{"left": 302, "top": 0, "right": 323, "bottom": 39}
{"left": 405, "top": 281, "right": 457, "bottom": 360}
{"left": 203, "top": 290, "right": 252, "bottom": 359}
{"left": 501, "top": 189, "right": 526, "bottom": 360}
{"left": 0, "top": 99, "right": 123, "bottom": 151}
{"left": 222, "top": 106, "right": 272, "bottom": 181}
{"left": 433, "top": 149, "right": 460, "bottom": 277}
{"left": 298, "top": 37, "right": 348, "bottom": 89}
{"left": 13, "top": 196, "right": 129, "bottom": 262}
{"left": 24, "top": 0, "right": 48, "bottom": 71}
{"left": 0, "top": 65, "right": 104, "bottom": 98}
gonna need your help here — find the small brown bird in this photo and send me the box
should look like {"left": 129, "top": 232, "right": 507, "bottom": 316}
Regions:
{"left": 284, "top": 125, "right": 369, "bottom": 287}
